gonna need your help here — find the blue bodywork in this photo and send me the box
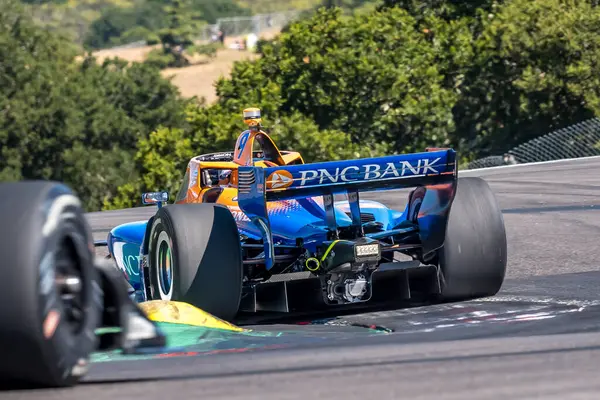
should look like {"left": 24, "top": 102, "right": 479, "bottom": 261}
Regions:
{"left": 107, "top": 199, "right": 405, "bottom": 293}
{"left": 105, "top": 149, "right": 458, "bottom": 301}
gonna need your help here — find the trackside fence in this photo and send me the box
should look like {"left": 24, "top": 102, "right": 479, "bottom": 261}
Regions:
{"left": 196, "top": 11, "right": 300, "bottom": 42}
{"left": 103, "top": 11, "right": 301, "bottom": 51}
{"left": 466, "top": 118, "right": 600, "bottom": 169}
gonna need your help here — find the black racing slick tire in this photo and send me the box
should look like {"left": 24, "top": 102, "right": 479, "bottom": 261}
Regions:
{"left": 147, "top": 204, "right": 243, "bottom": 322}
{"left": 438, "top": 177, "right": 507, "bottom": 300}
{"left": 0, "top": 181, "right": 100, "bottom": 388}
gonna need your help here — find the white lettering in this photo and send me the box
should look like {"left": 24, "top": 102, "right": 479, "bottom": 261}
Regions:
{"left": 299, "top": 170, "right": 318, "bottom": 186}
{"left": 421, "top": 157, "right": 441, "bottom": 174}
{"left": 381, "top": 162, "right": 400, "bottom": 178}
{"left": 340, "top": 166, "right": 359, "bottom": 181}
{"left": 364, "top": 164, "right": 381, "bottom": 180}
{"left": 319, "top": 168, "right": 338, "bottom": 184}
{"left": 296, "top": 157, "right": 442, "bottom": 187}
{"left": 399, "top": 161, "right": 419, "bottom": 176}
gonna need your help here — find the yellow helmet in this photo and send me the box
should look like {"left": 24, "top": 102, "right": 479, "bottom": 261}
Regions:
{"left": 243, "top": 107, "right": 261, "bottom": 127}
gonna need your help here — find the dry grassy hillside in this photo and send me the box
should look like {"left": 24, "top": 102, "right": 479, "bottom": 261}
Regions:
{"left": 91, "top": 29, "right": 280, "bottom": 103}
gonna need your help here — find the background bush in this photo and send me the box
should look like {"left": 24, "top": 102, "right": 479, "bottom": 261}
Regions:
{"left": 0, "top": 0, "right": 189, "bottom": 210}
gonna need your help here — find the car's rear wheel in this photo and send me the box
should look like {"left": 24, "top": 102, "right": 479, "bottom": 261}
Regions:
{"left": 438, "top": 177, "right": 507, "bottom": 300}
{"left": 147, "top": 204, "right": 243, "bottom": 322}
{"left": 0, "top": 181, "right": 99, "bottom": 388}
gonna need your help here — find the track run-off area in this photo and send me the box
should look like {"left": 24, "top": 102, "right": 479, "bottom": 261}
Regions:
{"left": 10, "top": 156, "right": 600, "bottom": 400}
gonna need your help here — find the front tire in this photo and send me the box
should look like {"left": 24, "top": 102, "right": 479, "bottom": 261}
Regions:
{"left": 438, "top": 177, "right": 507, "bottom": 300}
{"left": 0, "top": 181, "right": 100, "bottom": 388}
{"left": 147, "top": 204, "right": 243, "bottom": 322}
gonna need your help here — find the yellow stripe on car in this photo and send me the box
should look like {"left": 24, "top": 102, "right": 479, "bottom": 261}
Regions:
{"left": 321, "top": 240, "right": 341, "bottom": 262}
{"left": 138, "top": 300, "right": 244, "bottom": 332}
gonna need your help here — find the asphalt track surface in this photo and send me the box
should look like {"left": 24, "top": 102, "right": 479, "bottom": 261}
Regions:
{"left": 9, "top": 157, "right": 600, "bottom": 399}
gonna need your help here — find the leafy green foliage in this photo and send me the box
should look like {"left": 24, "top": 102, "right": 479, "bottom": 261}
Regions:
{"left": 191, "top": 0, "right": 251, "bottom": 24}
{"left": 83, "top": 1, "right": 167, "bottom": 49}
{"left": 215, "top": 7, "right": 456, "bottom": 155}
{"left": 0, "top": 0, "right": 188, "bottom": 210}
{"left": 441, "top": 0, "right": 600, "bottom": 155}
{"left": 149, "top": 0, "right": 207, "bottom": 67}
{"left": 20, "top": 0, "right": 67, "bottom": 3}
{"left": 144, "top": 48, "right": 178, "bottom": 69}
{"left": 29, "top": 0, "right": 250, "bottom": 49}
{"left": 379, "top": 0, "right": 499, "bottom": 20}
{"left": 23, "top": 0, "right": 133, "bottom": 45}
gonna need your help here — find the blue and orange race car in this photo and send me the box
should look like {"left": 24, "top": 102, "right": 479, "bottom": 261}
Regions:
{"left": 102, "top": 108, "right": 508, "bottom": 322}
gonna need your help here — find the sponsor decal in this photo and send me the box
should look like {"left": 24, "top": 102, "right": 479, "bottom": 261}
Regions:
{"left": 236, "top": 131, "right": 250, "bottom": 158}
{"left": 294, "top": 157, "right": 442, "bottom": 187}
{"left": 112, "top": 242, "right": 141, "bottom": 277}
{"left": 266, "top": 170, "right": 294, "bottom": 189}
{"left": 207, "top": 152, "right": 233, "bottom": 159}
{"left": 189, "top": 166, "right": 199, "bottom": 187}
{"left": 228, "top": 206, "right": 251, "bottom": 222}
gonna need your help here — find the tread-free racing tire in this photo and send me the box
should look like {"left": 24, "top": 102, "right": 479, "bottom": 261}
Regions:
{"left": 147, "top": 204, "right": 243, "bottom": 322}
{"left": 0, "top": 181, "right": 100, "bottom": 388}
{"left": 438, "top": 177, "right": 507, "bottom": 300}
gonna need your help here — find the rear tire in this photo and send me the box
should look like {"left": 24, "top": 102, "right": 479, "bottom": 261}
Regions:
{"left": 438, "top": 177, "right": 507, "bottom": 300}
{"left": 147, "top": 204, "right": 242, "bottom": 322}
{"left": 0, "top": 181, "right": 99, "bottom": 388}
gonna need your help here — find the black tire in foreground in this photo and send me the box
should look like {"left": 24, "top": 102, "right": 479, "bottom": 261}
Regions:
{"left": 438, "top": 177, "right": 508, "bottom": 301}
{"left": 0, "top": 181, "right": 100, "bottom": 388}
{"left": 147, "top": 204, "right": 243, "bottom": 322}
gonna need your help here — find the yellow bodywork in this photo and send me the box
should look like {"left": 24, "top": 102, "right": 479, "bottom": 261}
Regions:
{"left": 139, "top": 300, "right": 245, "bottom": 332}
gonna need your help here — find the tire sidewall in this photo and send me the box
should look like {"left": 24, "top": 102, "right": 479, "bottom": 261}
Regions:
{"left": 146, "top": 205, "right": 242, "bottom": 321}
{"left": 37, "top": 193, "right": 101, "bottom": 386}
{"left": 148, "top": 215, "right": 180, "bottom": 301}
{"left": 439, "top": 177, "right": 507, "bottom": 300}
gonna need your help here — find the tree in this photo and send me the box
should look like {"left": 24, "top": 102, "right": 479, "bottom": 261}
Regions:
{"left": 84, "top": 2, "right": 167, "bottom": 50}
{"left": 146, "top": 0, "right": 207, "bottom": 68}
{"left": 448, "top": 0, "right": 600, "bottom": 156}
{"left": 0, "top": 0, "right": 189, "bottom": 210}
{"left": 217, "top": 7, "right": 457, "bottom": 154}
{"left": 379, "top": 0, "right": 600, "bottom": 157}
{"left": 379, "top": 0, "right": 500, "bottom": 20}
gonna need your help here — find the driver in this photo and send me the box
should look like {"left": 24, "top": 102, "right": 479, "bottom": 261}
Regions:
{"left": 218, "top": 170, "right": 232, "bottom": 186}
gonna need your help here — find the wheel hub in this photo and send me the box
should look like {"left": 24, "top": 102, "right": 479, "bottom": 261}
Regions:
{"left": 155, "top": 231, "right": 174, "bottom": 300}
{"left": 54, "top": 236, "right": 85, "bottom": 333}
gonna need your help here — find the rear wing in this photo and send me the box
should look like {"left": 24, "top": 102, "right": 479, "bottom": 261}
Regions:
{"left": 239, "top": 149, "right": 456, "bottom": 200}
{"left": 237, "top": 149, "right": 457, "bottom": 270}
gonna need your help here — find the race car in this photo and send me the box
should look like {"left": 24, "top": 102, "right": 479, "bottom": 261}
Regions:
{"left": 102, "top": 108, "right": 508, "bottom": 322}
{"left": 0, "top": 181, "right": 167, "bottom": 388}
